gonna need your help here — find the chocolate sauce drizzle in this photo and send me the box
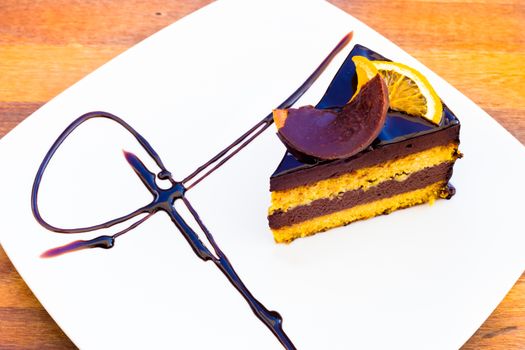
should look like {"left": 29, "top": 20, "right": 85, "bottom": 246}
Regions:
{"left": 30, "top": 32, "right": 353, "bottom": 350}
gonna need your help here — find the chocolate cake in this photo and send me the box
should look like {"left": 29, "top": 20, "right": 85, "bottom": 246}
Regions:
{"left": 268, "top": 45, "right": 461, "bottom": 243}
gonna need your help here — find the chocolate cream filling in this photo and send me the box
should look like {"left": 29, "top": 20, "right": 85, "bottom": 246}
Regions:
{"left": 270, "top": 123, "right": 459, "bottom": 192}
{"left": 268, "top": 161, "right": 454, "bottom": 229}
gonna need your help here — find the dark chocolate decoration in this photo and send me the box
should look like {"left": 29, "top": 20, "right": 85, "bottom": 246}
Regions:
{"left": 275, "top": 74, "right": 388, "bottom": 161}
{"left": 31, "top": 32, "right": 354, "bottom": 350}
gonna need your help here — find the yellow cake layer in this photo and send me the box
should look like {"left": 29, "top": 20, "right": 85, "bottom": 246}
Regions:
{"left": 269, "top": 143, "right": 459, "bottom": 214}
{"left": 272, "top": 181, "right": 449, "bottom": 243}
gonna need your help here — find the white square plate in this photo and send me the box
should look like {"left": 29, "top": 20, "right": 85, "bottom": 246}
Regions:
{"left": 1, "top": 1, "right": 524, "bottom": 349}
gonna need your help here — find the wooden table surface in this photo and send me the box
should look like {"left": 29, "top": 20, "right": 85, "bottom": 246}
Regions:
{"left": 1, "top": 0, "right": 524, "bottom": 349}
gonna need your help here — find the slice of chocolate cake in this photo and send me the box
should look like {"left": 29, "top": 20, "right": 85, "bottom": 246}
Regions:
{"left": 268, "top": 45, "right": 461, "bottom": 243}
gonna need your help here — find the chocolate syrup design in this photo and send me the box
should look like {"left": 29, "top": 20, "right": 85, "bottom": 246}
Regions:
{"left": 30, "top": 32, "right": 353, "bottom": 350}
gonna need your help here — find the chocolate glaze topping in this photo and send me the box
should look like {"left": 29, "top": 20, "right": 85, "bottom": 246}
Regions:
{"left": 270, "top": 45, "right": 461, "bottom": 191}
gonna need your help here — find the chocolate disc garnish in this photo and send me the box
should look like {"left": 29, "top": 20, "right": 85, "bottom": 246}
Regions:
{"left": 274, "top": 74, "right": 388, "bottom": 161}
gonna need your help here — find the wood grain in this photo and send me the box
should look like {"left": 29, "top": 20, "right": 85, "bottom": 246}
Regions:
{"left": 0, "top": 1, "right": 523, "bottom": 349}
